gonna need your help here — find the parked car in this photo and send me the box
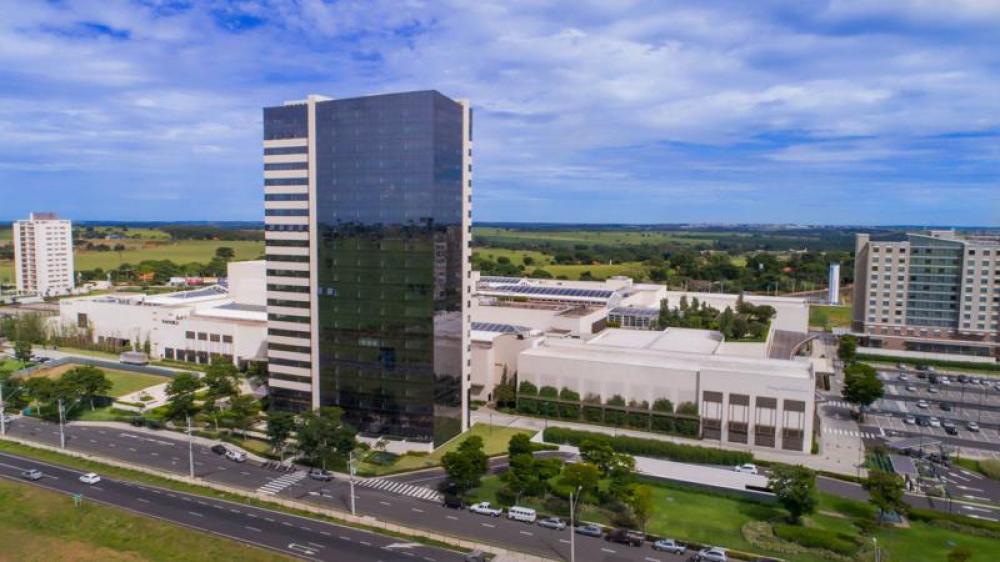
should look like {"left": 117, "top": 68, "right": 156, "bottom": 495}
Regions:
{"left": 967, "top": 421, "right": 981, "bottom": 432}
{"left": 575, "top": 524, "right": 603, "bottom": 537}
{"left": 897, "top": 363, "right": 908, "bottom": 370}
{"left": 945, "top": 425, "right": 958, "bottom": 436}
{"left": 903, "top": 415, "right": 916, "bottom": 425}
{"left": 652, "top": 538, "right": 686, "bottom": 554}
{"left": 916, "top": 400, "right": 929, "bottom": 409}
{"left": 915, "top": 415, "right": 930, "bottom": 427}
{"left": 464, "top": 550, "right": 485, "bottom": 562}
{"left": 469, "top": 502, "right": 503, "bottom": 517}
{"left": 940, "top": 377, "right": 951, "bottom": 385}
{"left": 21, "top": 469, "right": 43, "bottom": 481}
{"left": 442, "top": 495, "right": 465, "bottom": 510}
{"left": 605, "top": 528, "right": 644, "bottom": 547}
{"left": 0, "top": 414, "right": 14, "bottom": 425}
{"left": 940, "top": 402, "right": 953, "bottom": 412}
{"left": 537, "top": 517, "right": 567, "bottom": 530}
{"left": 507, "top": 506, "right": 537, "bottom": 523}
{"left": 905, "top": 385, "right": 916, "bottom": 392}
{"left": 927, "top": 386, "right": 939, "bottom": 394}
{"left": 957, "top": 375, "right": 969, "bottom": 384}
{"left": 897, "top": 373, "right": 909, "bottom": 382}
{"left": 210, "top": 444, "right": 228, "bottom": 455}
{"left": 734, "top": 463, "right": 759, "bottom": 475}
{"left": 79, "top": 472, "right": 101, "bottom": 485}
{"left": 308, "top": 468, "right": 334, "bottom": 481}
{"left": 928, "top": 417, "right": 942, "bottom": 428}
{"left": 693, "top": 547, "right": 728, "bottom": 562}
{"left": 225, "top": 450, "right": 247, "bottom": 463}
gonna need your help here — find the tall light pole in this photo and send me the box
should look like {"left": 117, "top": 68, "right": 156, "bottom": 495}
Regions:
{"left": 569, "top": 485, "right": 581, "bottom": 562}
{"left": 349, "top": 450, "right": 357, "bottom": 516}
{"left": 0, "top": 382, "right": 7, "bottom": 436}
{"left": 186, "top": 415, "right": 195, "bottom": 479}
{"left": 57, "top": 399, "right": 66, "bottom": 449}
{"left": 873, "top": 537, "right": 880, "bottom": 562}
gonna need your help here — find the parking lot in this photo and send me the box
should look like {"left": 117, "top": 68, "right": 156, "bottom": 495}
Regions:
{"left": 861, "top": 367, "right": 1000, "bottom": 457}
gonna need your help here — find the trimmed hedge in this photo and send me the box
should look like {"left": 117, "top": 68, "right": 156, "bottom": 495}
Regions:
{"left": 772, "top": 524, "right": 860, "bottom": 556}
{"left": 908, "top": 507, "right": 1000, "bottom": 536}
{"left": 543, "top": 427, "right": 752, "bottom": 465}
{"left": 858, "top": 354, "right": 1000, "bottom": 373}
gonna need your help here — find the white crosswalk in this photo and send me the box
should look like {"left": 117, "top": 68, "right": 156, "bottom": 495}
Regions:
{"left": 823, "top": 400, "right": 852, "bottom": 409}
{"left": 358, "top": 478, "right": 443, "bottom": 502}
{"left": 822, "top": 426, "right": 877, "bottom": 439}
{"left": 257, "top": 471, "right": 307, "bottom": 495}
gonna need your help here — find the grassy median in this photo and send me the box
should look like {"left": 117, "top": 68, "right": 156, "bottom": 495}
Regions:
{"left": 0, "top": 477, "right": 291, "bottom": 561}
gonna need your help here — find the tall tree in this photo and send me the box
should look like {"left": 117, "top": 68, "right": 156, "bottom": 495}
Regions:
{"left": 13, "top": 340, "right": 32, "bottom": 363}
{"left": 842, "top": 363, "right": 884, "bottom": 420}
{"left": 442, "top": 435, "right": 489, "bottom": 494}
{"left": 62, "top": 365, "right": 111, "bottom": 410}
{"left": 507, "top": 433, "right": 533, "bottom": 457}
{"left": 295, "top": 407, "right": 355, "bottom": 469}
{"left": 579, "top": 439, "right": 616, "bottom": 476}
{"left": 865, "top": 470, "right": 906, "bottom": 522}
{"left": 224, "top": 394, "right": 260, "bottom": 437}
{"left": 164, "top": 372, "right": 201, "bottom": 420}
{"left": 558, "top": 462, "right": 600, "bottom": 518}
{"left": 625, "top": 484, "right": 653, "bottom": 531}
{"left": 837, "top": 335, "right": 858, "bottom": 364}
{"left": 266, "top": 412, "right": 295, "bottom": 461}
{"left": 768, "top": 465, "right": 818, "bottom": 524}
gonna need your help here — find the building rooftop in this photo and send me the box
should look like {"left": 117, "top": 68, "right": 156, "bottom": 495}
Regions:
{"left": 589, "top": 327, "right": 724, "bottom": 354}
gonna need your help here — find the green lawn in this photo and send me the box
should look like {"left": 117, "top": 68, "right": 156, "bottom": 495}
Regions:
{"left": 0, "top": 477, "right": 292, "bottom": 561}
{"left": 1, "top": 358, "right": 28, "bottom": 373}
{"left": 0, "top": 259, "right": 11, "bottom": 285}
{"left": 474, "top": 227, "right": 718, "bottom": 247}
{"left": 473, "top": 248, "right": 555, "bottom": 267}
{"left": 358, "top": 423, "right": 535, "bottom": 476}
{"left": 810, "top": 305, "right": 853, "bottom": 330}
{"left": 533, "top": 262, "right": 651, "bottom": 281}
{"left": 30, "top": 363, "right": 170, "bottom": 398}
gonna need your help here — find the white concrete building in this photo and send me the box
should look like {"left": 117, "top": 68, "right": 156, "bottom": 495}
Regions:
{"left": 13, "top": 212, "right": 75, "bottom": 296}
{"left": 57, "top": 261, "right": 266, "bottom": 368}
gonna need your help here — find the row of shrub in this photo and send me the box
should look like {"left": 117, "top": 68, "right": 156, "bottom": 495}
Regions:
{"left": 857, "top": 354, "right": 1000, "bottom": 373}
{"left": 517, "top": 398, "right": 700, "bottom": 437}
{"left": 542, "top": 426, "right": 752, "bottom": 465}
{"left": 908, "top": 507, "right": 1000, "bottom": 538}
{"left": 772, "top": 524, "right": 861, "bottom": 556}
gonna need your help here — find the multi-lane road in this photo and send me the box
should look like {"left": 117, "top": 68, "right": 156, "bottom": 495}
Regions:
{"left": 3, "top": 416, "right": 694, "bottom": 562}
{"left": 0, "top": 449, "right": 462, "bottom": 562}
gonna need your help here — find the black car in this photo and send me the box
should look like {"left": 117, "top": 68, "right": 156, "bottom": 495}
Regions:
{"left": 605, "top": 528, "right": 644, "bottom": 547}
{"left": 210, "top": 444, "right": 228, "bottom": 455}
{"left": 945, "top": 425, "right": 958, "bottom": 436}
{"left": 442, "top": 495, "right": 465, "bottom": 510}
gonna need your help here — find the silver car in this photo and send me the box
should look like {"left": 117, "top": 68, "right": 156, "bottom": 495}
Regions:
{"left": 652, "top": 538, "right": 686, "bottom": 554}
{"left": 537, "top": 517, "right": 567, "bottom": 530}
{"left": 694, "top": 547, "right": 728, "bottom": 562}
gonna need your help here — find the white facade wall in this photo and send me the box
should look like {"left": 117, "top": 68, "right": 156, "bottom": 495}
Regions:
{"left": 228, "top": 260, "right": 266, "bottom": 306}
{"left": 13, "top": 213, "right": 75, "bottom": 296}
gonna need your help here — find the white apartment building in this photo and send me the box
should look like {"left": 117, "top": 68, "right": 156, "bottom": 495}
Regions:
{"left": 853, "top": 231, "right": 1000, "bottom": 359}
{"left": 13, "top": 212, "right": 75, "bottom": 296}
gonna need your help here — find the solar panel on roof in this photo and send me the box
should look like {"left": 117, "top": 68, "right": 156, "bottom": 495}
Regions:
{"left": 484, "top": 285, "right": 614, "bottom": 299}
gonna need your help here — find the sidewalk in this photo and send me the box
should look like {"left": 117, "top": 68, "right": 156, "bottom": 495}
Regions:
{"left": 476, "top": 407, "right": 861, "bottom": 475}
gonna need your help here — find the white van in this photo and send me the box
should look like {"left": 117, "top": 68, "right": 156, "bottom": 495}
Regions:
{"left": 507, "top": 506, "right": 537, "bottom": 523}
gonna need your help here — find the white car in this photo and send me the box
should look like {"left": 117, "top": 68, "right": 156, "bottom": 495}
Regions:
{"left": 940, "top": 377, "right": 951, "bottom": 385}
{"left": 928, "top": 417, "right": 941, "bottom": 428}
{"left": 897, "top": 374, "right": 909, "bottom": 382}
{"left": 225, "top": 450, "right": 247, "bottom": 463}
{"left": 468, "top": 502, "right": 503, "bottom": 517}
{"left": 693, "top": 547, "right": 728, "bottom": 562}
{"left": 927, "top": 386, "right": 939, "bottom": 394}
{"left": 905, "top": 385, "right": 916, "bottom": 392}
{"left": 652, "top": 538, "right": 686, "bottom": 554}
{"left": 967, "top": 422, "right": 980, "bottom": 432}
{"left": 916, "top": 400, "right": 929, "bottom": 409}
{"left": 903, "top": 415, "right": 916, "bottom": 425}
{"left": 79, "top": 472, "right": 101, "bottom": 485}
{"left": 734, "top": 463, "right": 758, "bottom": 475}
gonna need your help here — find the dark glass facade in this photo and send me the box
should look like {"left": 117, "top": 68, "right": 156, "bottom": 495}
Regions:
{"left": 264, "top": 91, "right": 467, "bottom": 446}
{"left": 906, "top": 234, "right": 963, "bottom": 328}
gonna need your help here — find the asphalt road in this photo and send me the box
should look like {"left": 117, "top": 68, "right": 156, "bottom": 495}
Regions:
{"left": 3, "top": 416, "right": 694, "bottom": 562}
{"left": 0, "top": 450, "right": 462, "bottom": 562}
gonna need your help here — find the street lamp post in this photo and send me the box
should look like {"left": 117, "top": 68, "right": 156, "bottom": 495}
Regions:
{"left": 0, "top": 382, "right": 6, "bottom": 437}
{"left": 873, "top": 537, "right": 880, "bottom": 562}
{"left": 186, "top": 415, "right": 195, "bottom": 479}
{"left": 57, "top": 399, "right": 66, "bottom": 449}
{"left": 349, "top": 450, "right": 357, "bottom": 516}
{"left": 569, "top": 485, "right": 581, "bottom": 562}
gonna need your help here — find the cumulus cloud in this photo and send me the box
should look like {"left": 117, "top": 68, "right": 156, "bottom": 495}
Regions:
{"left": 0, "top": 0, "right": 996, "bottom": 224}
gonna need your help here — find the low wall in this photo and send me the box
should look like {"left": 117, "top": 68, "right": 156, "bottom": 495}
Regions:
{"left": 859, "top": 346, "right": 996, "bottom": 364}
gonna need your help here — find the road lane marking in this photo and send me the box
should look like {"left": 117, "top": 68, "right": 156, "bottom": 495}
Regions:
{"left": 188, "top": 511, "right": 204, "bottom": 517}
{"left": 137, "top": 498, "right": 150, "bottom": 503}
{"left": 481, "top": 523, "right": 495, "bottom": 528}
{"left": 319, "top": 531, "right": 331, "bottom": 536}
{"left": 282, "top": 521, "right": 293, "bottom": 526}
{"left": 379, "top": 501, "right": 391, "bottom": 506}
{"left": 445, "top": 515, "right": 458, "bottom": 520}
{"left": 245, "top": 526, "right": 262, "bottom": 532}
{"left": 359, "top": 541, "right": 371, "bottom": 546}
{"left": 601, "top": 548, "right": 616, "bottom": 553}
{"left": 339, "top": 536, "right": 351, "bottom": 541}
{"left": 559, "top": 539, "right": 570, "bottom": 544}
{"left": 411, "top": 508, "right": 424, "bottom": 513}
{"left": 519, "top": 530, "right": 533, "bottom": 536}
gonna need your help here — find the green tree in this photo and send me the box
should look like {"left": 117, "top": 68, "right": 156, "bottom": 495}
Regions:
{"left": 558, "top": 462, "right": 600, "bottom": 507}
{"left": 442, "top": 435, "right": 489, "bottom": 494}
{"left": 23, "top": 376, "right": 55, "bottom": 416}
{"left": 625, "top": 484, "right": 653, "bottom": 531}
{"left": 224, "top": 394, "right": 260, "bottom": 437}
{"left": 837, "top": 335, "right": 858, "bottom": 364}
{"left": 244, "top": 361, "right": 269, "bottom": 386}
{"left": 62, "top": 365, "right": 112, "bottom": 410}
{"left": 296, "top": 407, "right": 355, "bottom": 469}
{"left": 266, "top": 412, "right": 295, "bottom": 461}
{"left": 508, "top": 433, "right": 533, "bottom": 457}
{"left": 865, "top": 469, "right": 906, "bottom": 522}
{"left": 164, "top": 372, "right": 201, "bottom": 420}
{"left": 768, "top": 465, "right": 818, "bottom": 524}
{"left": 13, "top": 340, "right": 32, "bottom": 363}
{"left": 215, "top": 246, "right": 236, "bottom": 260}
{"left": 502, "top": 453, "right": 546, "bottom": 503}
{"left": 842, "top": 363, "right": 884, "bottom": 419}
{"left": 579, "top": 439, "right": 616, "bottom": 476}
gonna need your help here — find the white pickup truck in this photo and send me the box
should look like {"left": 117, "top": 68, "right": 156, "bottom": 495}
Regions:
{"left": 468, "top": 501, "right": 503, "bottom": 517}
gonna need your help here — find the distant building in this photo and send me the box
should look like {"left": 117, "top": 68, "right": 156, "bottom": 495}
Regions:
{"left": 263, "top": 91, "right": 472, "bottom": 448}
{"left": 852, "top": 231, "right": 999, "bottom": 359}
{"left": 13, "top": 212, "right": 75, "bottom": 296}
{"left": 828, "top": 263, "right": 841, "bottom": 305}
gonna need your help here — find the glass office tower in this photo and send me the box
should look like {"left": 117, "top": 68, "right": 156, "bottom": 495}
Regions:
{"left": 263, "top": 91, "right": 471, "bottom": 447}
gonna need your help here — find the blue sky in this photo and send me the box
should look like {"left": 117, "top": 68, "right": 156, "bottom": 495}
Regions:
{"left": 0, "top": 0, "right": 997, "bottom": 225}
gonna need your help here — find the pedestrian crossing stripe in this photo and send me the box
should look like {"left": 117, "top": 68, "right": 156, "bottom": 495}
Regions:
{"left": 823, "top": 400, "right": 852, "bottom": 409}
{"left": 822, "top": 426, "right": 877, "bottom": 440}
{"left": 358, "top": 478, "right": 443, "bottom": 502}
{"left": 257, "top": 471, "right": 307, "bottom": 495}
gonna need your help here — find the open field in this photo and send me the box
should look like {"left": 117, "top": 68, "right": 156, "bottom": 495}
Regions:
{"left": 472, "top": 248, "right": 554, "bottom": 267}
{"left": 28, "top": 364, "right": 170, "bottom": 398}
{"left": 358, "top": 423, "right": 535, "bottom": 475}
{"left": 475, "top": 227, "right": 721, "bottom": 247}
{"left": 75, "top": 240, "right": 263, "bottom": 271}
{"left": 0, "top": 477, "right": 291, "bottom": 562}
{"left": 809, "top": 304, "right": 853, "bottom": 330}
